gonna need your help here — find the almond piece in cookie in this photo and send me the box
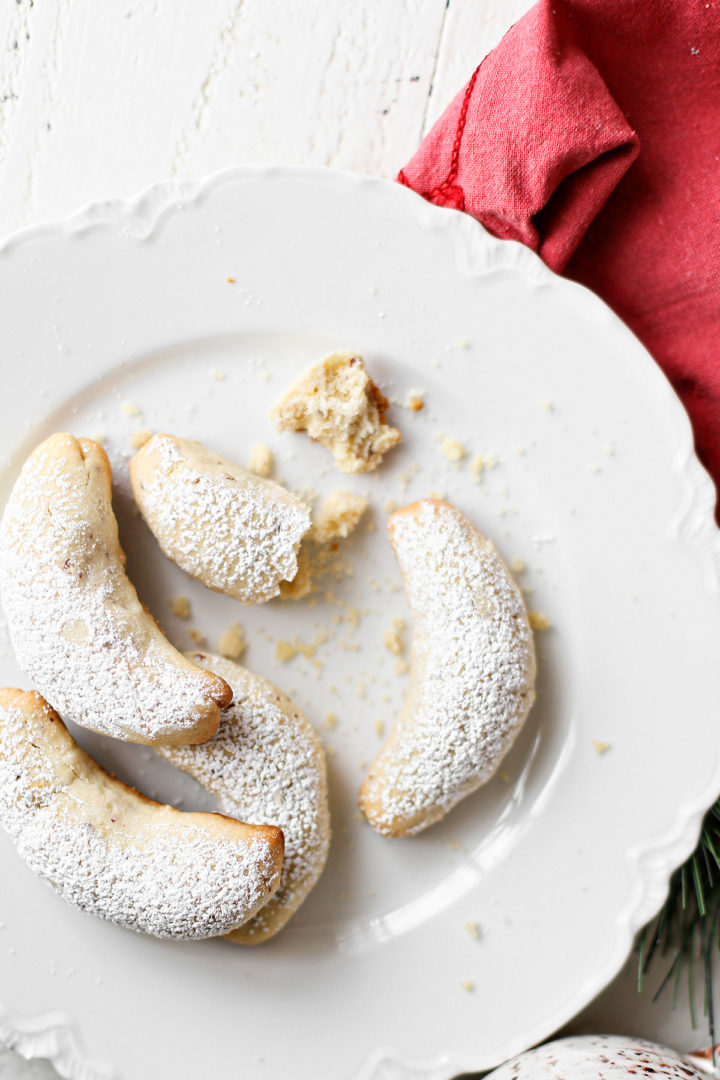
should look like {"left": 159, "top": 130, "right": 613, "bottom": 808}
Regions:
{"left": 0, "top": 688, "right": 284, "bottom": 939}
{"left": 359, "top": 499, "right": 536, "bottom": 836}
{"left": 0, "top": 434, "right": 231, "bottom": 746}
{"left": 270, "top": 351, "right": 401, "bottom": 473}
{"left": 130, "top": 434, "right": 311, "bottom": 604}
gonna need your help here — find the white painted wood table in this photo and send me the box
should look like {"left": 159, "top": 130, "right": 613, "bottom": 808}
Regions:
{"left": 0, "top": 1, "right": 715, "bottom": 1075}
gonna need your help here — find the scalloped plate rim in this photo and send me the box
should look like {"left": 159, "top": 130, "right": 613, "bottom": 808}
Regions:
{"left": 0, "top": 164, "right": 718, "bottom": 1080}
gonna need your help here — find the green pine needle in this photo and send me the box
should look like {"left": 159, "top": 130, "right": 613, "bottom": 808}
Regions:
{"left": 638, "top": 798, "right": 720, "bottom": 1052}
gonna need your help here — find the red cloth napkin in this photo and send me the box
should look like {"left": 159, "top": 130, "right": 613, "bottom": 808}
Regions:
{"left": 399, "top": 0, "right": 720, "bottom": 502}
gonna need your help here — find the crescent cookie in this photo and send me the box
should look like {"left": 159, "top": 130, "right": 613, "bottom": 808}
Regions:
{"left": 0, "top": 434, "right": 231, "bottom": 746}
{"left": 158, "top": 653, "right": 330, "bottom": 944}
{"left": 270, "top": 351, "right": 401, "bottom": 473}
{"left": 0, "top": 688, "right": 284, "bottom": 939}
{"left": 130, "top": 434, "right": 311, "bottom": 604}
{"left": 359, "top": 499, "right": 536, "bottom": 836}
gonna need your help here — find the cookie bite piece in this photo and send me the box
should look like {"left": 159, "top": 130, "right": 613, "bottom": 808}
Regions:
{"left": 309, "top": 490, "right": 368, "bottom": 543}
{"left": 0, "top": 434, "right": 231, "bottom": 746}
{"left": 130, "top": 434, "right": 311, "bottom": 604}
{"left": 270, "top": 351, "right": 401, "bottom": 473}
{"left": 158, "top": 653, "right": 330, "bottom": 944}
{"left": 0, "top": 688, "right": 284, "bottom": 939}
{"left": 359, "top": 499, "right": 536, "bottom": 836}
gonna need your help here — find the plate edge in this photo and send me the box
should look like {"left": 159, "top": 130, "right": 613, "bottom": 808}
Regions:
{"left": 0, "top": 163, "right": 718, "bottom": 1080}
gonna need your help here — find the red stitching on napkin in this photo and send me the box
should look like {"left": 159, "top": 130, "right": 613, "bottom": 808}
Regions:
{"left": 425, "top": 64, "right": 482, "bottom": 211}
{"left": 396, "top": 0, "right": 720, "bottom": 515}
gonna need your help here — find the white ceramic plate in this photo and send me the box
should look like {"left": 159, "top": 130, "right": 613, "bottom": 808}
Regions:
{"left": 1, "top": 167, "right": 719, "bottom": 1080}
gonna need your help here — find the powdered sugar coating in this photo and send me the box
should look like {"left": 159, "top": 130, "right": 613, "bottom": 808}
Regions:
{"left": 359, "top": 499, "right": 536, "bottom": 836}
{"left": 0, "top": 689, "right": 283, "bottom": 939}
{"left": 487, "top": 1035, "right": 706, "bottom": 1080}
{"left": 130, "top": 434, "right": 311, "bottom": 604}
{"left": 0, "top": 434, "right": 230, "bottom": 745}
{"left": 159, "top": 653, "right": 330, "bottom": 943}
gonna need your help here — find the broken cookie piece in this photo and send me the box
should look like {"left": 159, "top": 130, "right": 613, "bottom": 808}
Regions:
{"left": 130, "top": 434, "right": 311, "bottom": 605}
{"left": 270, "top": 351, "right": 401, "bottom": 473}
{"left": 280, "top": 490, "right": 368, "bottom": 601}
{"left": 309, "top": 490, "right": 368, "bottom": 544}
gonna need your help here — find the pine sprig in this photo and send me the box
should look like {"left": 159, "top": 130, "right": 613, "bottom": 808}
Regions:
{"left": 638, "top": 799, "right": 720, "bottom": 1047}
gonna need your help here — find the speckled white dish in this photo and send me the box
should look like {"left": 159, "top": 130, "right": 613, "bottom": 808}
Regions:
{"left": 0, "top": 167, "right": 719, "bottom": 1080}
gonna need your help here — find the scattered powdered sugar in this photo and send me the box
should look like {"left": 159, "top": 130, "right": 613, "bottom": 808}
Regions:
{"left": 130, "top": 434, "right": 311, "bottom": 604}
{"left": 159, "top": 653, "right": 330, "bottom": 943}
{"left": 0, "top": 691, "right": 281, "bottom": 939}
{"left": 0, "top": 435, "right": 226, "bottom": 744}
{"left": 359, "top": 499, "right": 536, "bottom": 835}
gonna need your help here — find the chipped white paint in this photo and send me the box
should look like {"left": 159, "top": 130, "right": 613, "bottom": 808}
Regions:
{"left": 0, "top": 0, "right": 712, "bottom": 1074}
{"left": 424, "top": 0, "right": 533, "bottom": 131}
{"left": 0, "top": 0, "right": 457, "bottom": 236}
{"left": 0, "top": 0, "right": 536, "bottom": 238}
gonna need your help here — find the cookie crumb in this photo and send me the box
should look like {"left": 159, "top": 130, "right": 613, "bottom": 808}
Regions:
{"left": 373, "top": 718, "right": 385, "bottom": 737}
{"left": 189, "top": 628, "right": 207, "bottom": 647}
{"left": 209, "top": 368, "right": 226, "bottom": 382}
{"left": 528, "top": 610, "right": 551, "bottom": 631}
{"left": 465, "top": 921, "right": 481, "bottom": 940}
{"left": 217, "top": 623, "right": 246, "bottom": 660}
{"left": 394, "top": 658, "right": 410, "bottom": 675}
{"left": 405, "top": 389, "right": 426, "bottom": 412}
{"left": 170, "top": 596, "right": 191, "bottom": 619}
{"left": 326, "top": 712, "right": 339, "bottom": 731}
{"left": 249, "top": 442, "right": 274, "bottom": 477}
{"left": 275, "top": 632, "right": 326, "bottom": 662}
{"left": 227, "top": 276, "right": 236, "bottom": 284}
{"left": 440, "top": 437, "right": 466, "bottom": 462}
{"left": 128, "top": 428, "right": 152, "bottom": 450}
{"left": 383, "top": 627, "right": 404, "bottom": 656}
{"left": 510, "top": 557, "right": 526, "bottom": 574}
{"left": 541, "top": 399, "right": 553, "bottom": 412}
{"left": 121, "top": 401, "right": 141, "bottom": 417}
{"left": 592, "top": 739, "right": 611, "bottom": 755}
{"left": 460, "top": 980, "right": 475, "bottom": 992}
{"left": 310, "top": 490, "right": 368, "bottom": 543}
{"left": 275, "top": 640, "right": 297, "bottom": 662}
{"left": 469, "top": 455, "right": 485, "bottom": 483}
